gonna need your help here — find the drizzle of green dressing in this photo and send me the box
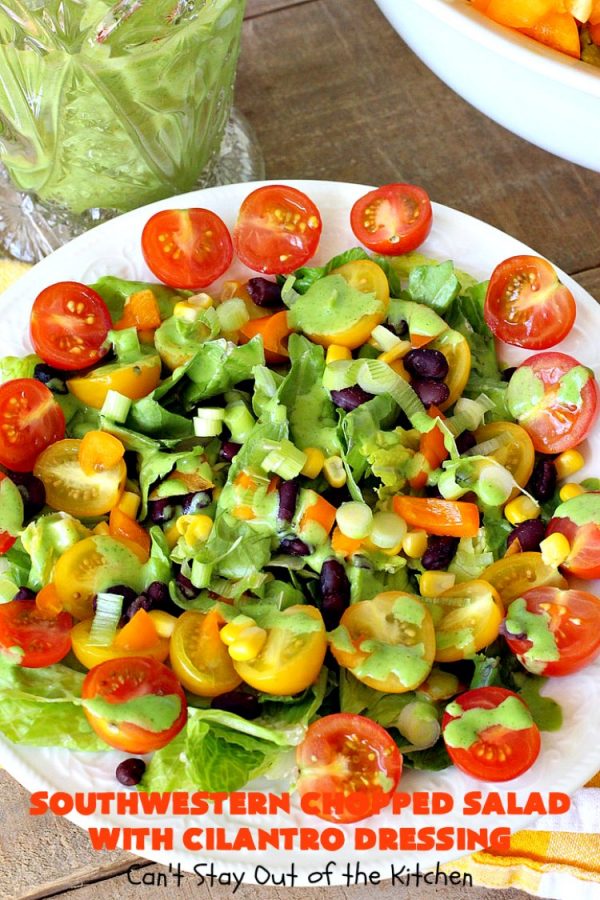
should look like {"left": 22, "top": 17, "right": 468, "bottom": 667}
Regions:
{"left": 553, "top": 491, "right": 600, "bottom": 527}
{"left": 288, "top": 275, "right": 383, "bottom": 336}
{"left": 507, "top": 367, "right": 545, "bottom": 421}
{"left": 328, "top": 625, "right": 356, "bottom": 654}
{"left": 355, "top": 640, "right": 431, "bottom": 687}
{"left": 505, "top": 597, "right": 559, "bottom": 674}
{"left": 82, "top": 694, "right": 182, "bottom": 733}
{"left": 392, "top": 595, "right": 426, "bottom": 627}
{"left": 444, "top": 696, "right": 534, "bottom": 749}
{"left": 557, "top": 365, "right": 592, "bottom": 408}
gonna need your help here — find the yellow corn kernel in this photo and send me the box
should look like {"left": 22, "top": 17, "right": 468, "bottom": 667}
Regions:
{"left": 504, "top": 495, "right": 541, "bottom": 526}
{"left": 420, "top": 571, "right": 456, "bottom": 597}
{"left": 176, "top": 514, "right": 196, "bottom": 536}
{"left": 173, "top": 301, "right": 200, "bottom": 322}
{"left": 148, "top": 610, "right": 178, "bottom": 638}
{"left": 559, "top": 482, "right": 585, "bottom": 503}
{"left": 402, "top": 530, "right": 428, "bottom": 559}
{"left": 164, "top": 520, "right": 181, "bottom": 550}
{"left": 540, "top": 532, "right": 571, "bottom": 568}
{"left": 554, "top": 449, "right": 585, "bottom": 481}
{"left": 326, "top": 344, "right": 352, "bottom": 364}
{"left": 301, "top": 447, "right": 325, "bottom": 479}
{"left": 93, "top": 521, "right": 110, "bottom": 536}
{"left": 184, "top": 514, "right": 214, "bottom": 547}
{"left": 233, "top": 505, "right": 255, "bottom": 520}
{"left": 378, "top": 340, "right": 412, "bottom": 365}
{"left": 228, "top": 626, "right": 268, "bottom": 662}
{"left": 323, "top": 456, "right": 347, "bottom": 488}
{"left": 220, "top": 280, "right": 243, "bottom": 301}
{"left": 220, "top": 615, "right": 258, "bottom": 646}
{"left": 118, "top": 491, "right": 140, "bottom": 520}
{"left": 188, "top": 292, "right": 214, "bottom": 309}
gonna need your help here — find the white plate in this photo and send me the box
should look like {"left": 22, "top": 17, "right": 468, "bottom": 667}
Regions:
{"left": 374, "top": 0, "right": 600, "bottom": 173}
{"left": 1, "top": 180, "right": 599, "bottom": 885}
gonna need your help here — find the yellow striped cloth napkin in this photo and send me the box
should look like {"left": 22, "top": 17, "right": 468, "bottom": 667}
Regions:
{"left": 1, "top": 258, "right": 600, "bottom": 898}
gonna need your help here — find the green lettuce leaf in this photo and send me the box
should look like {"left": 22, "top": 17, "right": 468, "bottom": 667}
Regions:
{"left": 407, "top": 261, "right": 460, "bottom": 313}
{"left": 258, "top": 669, "right": 330, "bottom": 728}
{"left": 127, "top": 395, "right": 194, "bottom": 440}
{"left": 470, "top": 652, "right": 562, "bottom": 731}
{"left": 347, "top": 565, "right": 411, "bottom": 603}
{"left": 0, "top": 354, "right": 42, "bottom": 385}
{"left": 21, "top": 513, "right": 90, "bottom": 591}
{"left": 184, "top": 338, "right": 265, "bottom": 405}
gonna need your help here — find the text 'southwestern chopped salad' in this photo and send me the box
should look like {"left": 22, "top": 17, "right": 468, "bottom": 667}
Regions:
{"left": 0, "top": 183, "right": 599, "bottom": 822}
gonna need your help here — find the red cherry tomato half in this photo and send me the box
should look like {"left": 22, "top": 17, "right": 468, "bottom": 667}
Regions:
{"left": 504, "top": 586, "right": 600, "bottom": 676}
{"left": 82, "top": 656, "right": 187, "bottom": 754}
{"left": 484, "top": 256, "right": 576, "bottom": 350}
{"left": 350, "top": 183, "right": 433, "bottom": 256}
{"left": 233, "top": 185, "right": 322, "bottom": 275}
{"left": 0, "top": 472, "right": 17, "bottom": 555}
{"left": 142, "top": 208, "right": 233, "bottom": 290}
{"left": 507, "top": 352, "right": 599, "bottom": 454}
{"left": 442, "top": 686, "right": 540, "bottom": 782}
{"left": 0, "top": 600, "right": 73, "bottom": 668}
{"left": 296, "top": 712, "right": 402, "bottom": 823}
{"left": 30, "top": 282, "right": 112, "bottom": 371}
{"left": 547, "top": 492, "right": 600, "bottom": 580}
{"left": 0, "top": 379, "right": 65, "bottom": 473}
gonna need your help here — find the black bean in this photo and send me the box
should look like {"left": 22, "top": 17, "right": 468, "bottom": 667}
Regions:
{"left": 330, "top": 386, "right": 374, "bottom": 411}
{"left": 502, "top": 366, "right": 517, "bottom": 383}
{"left": 13, "top": 587, "right": 35, "bottom": 602}
{"left": 247, "top": 277, "right": 283, "bottom": 308}
{"left": 148, "top": 497, "right": 177, "bottom": 525}
{"left": 411, "top": 378, "right": 450, "bottom": 409}
{"left": 181, "top": 491, "right": 211, "bottom": 515}
{"left": 387, "top": 320, "right": 408, "bottom": 338}
{"left": 211, "top": 691, "right": 261, "bottom": 720}
{"left": 506, "top": 518, "right": 546, "bottom": 553}
{"left": 456, "top": 431, "right": 477, "bottom": 455}
{"left": 422, "top": 535, "right": 459, "bottom": 570}
{"left": 527, "top": 458, "right": 557, "bottom": 503}
{"left": 219, "top": 441, "right": 241, "bottom": 462}
{"left": 146, "top": 582, "right": 170, "bottom": 606}
{"left": 175, "top": 571, "right": 199, "bottom": 601}
{"left": 278, "top": 479, "right": 299, "bottom": 522}
{"left": 124, "top": 595, "right": 152, "bottom": 622}
{"left": 404, "top": 348, "right": 449, "bottom": 382}
{"left": 279, "top": 537, "right": 311, "bottom": 556}
{"left": 106, "top": 585, "right": 139, "bottom": 607}
{"left": 33, "top": 363, "right": 68, "bottom": 394}
{"left": 319, "top": 559, "right": 350, "bottom": 630}
{"left": 6, "top": 470, "right": 46, "bottom": 519}
{"left": 116, "top": 758, "right": 146, "bottom": 786}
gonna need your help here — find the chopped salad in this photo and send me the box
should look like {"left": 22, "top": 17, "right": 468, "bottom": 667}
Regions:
{"left": 0, "top": 183, "right": 599, "bottom": 822}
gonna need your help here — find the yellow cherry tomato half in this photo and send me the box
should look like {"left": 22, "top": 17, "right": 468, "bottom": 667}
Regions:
{"left": 429, "top": 329, "right": 471, "bottom": 411}
{"left": 329, "top": 591, "right": 435, "bottom": 693}
{"left": 233, "top": 605, "right": 327, "bottom": 696}
{"left": 71, "top": 617, "right": 169, "bottom": 669}
{"left": 309, "top": 259, "right": 390, "bottom": 349}
{"left": 67, "top": 352, "right": 161, "bottom": 410}
{"left": 474, "top": 421, "right": 535, "bottom": 495}
{"left": 481, "top": 552, "right": 568, "bottom": 610}
{"left": 34, "top": 439, "right": 126, "bottom": 518}
{"left": 170, "top": 609, "right": 242, "bottom": 697}
{"left": 428, "top": 579, "right": 504, "bottom": 663}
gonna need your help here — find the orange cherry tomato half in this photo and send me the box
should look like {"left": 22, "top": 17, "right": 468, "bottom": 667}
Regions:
{"left": 547, "top": 492, "right": 600, "bottom": 580}
{"left": 0, "top": 379, "right": 65, "bottom": 473}
{"left": 238, "top": 309, "right": 292, "bottom": 363}
{"left": 30, "top": 282, "right": 112, "bottom": 371}
{"left": 484, "top": 256, "right": 576, "bottom": 350}
{"left": 350, "top": 183, "right": 433, "bottom": 256}
{"left": 507, "top": 352, "right": 599, "bottom": 454}
{"left": 82, "top": 657, "right": 187, "bottom": 754}
{"left": 142, "top": 208, "right": 233, "bottom": 290}
{"left": 504, "top": 586, "right": 600, "bottom": 677}
{"left": 296, "top": 713, "right": 403, "bottom": 823}
{"left": 233, "top": 185, "right": 322, "bottom": 275}
{"left": 442, "top": 686, "right": 540, "bottom": 782}
{"left": 0, "top": 600, "right": 72, "bottom": 668}
{"left": 392, "top": 495, "right": 480, "bottom": 538}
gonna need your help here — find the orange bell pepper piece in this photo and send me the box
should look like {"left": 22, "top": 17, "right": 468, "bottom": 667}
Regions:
{"left": 113, "top": 609, "right": 159, "bottom": 651}
{"left": 109, "top": 507, "right": 151, "bottom": 560}
{"left": 482, "top": 0, "right": 557, "bottom": 28}
{"left": 521, "top": 10, "right": 581, "bottom": 57}
{"left": 300, "top": 495, "right": 337, "bottom": 535}
{"left": 235, "top": 471, "right": 258, "bottom": 492}
{"left": 36, "top": 584, "right": 63, "bottom": 617}
{"left": 115, "top": 289, "right": 161, "bottom": 332}
{"left": 239, "top": 310, "right": 293, "bottom": 363}
{"left": 267, "top": 475, "right": 281, "bottom": 494}
{"left": 79, "top": 431, "right": 125, "bottom": 476}
{"left": 410, "top": 405, "right": 449, "bottom": 490}
{"left": 331, "top": 526, "right": 362, "bottom": 557}
{"left": 393, "top": 496, "right": 480, "bottom": 538}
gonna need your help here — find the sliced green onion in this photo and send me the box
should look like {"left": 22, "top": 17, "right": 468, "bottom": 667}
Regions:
{"left": 452, "top": 397, "right": 488, "bottom": 431}
{"left": 322, "top": 359, "right": 360, "bottom": 391}
{"left": 396, "top": 701, "right": 441, "bottom": 750}
{"left": 191, "top": 559, "right": 213, "bottom": 590}
{"left": 100, "top": 390, "right": 132, "bottom": 423}
{"left": 369, "top": 511, "right": 407, "bottom": 549}
{"left": 194, "top": 415, "right": 223, "bottom": 438}
{"left": 336, "top": 502, "right": 373, "bottom": 540}
{"left": 196, "top": 407, "right": 225, "bottom": 421}
{"left": 109, "top": 327, "right": 140, "bottom": 363}
{"left": 0, "top": 576, "right": 19, "bottom": 603}
{"left": 262, "top": 439, "right": 307, "bottom": 480}
{"left": 88, "top": 593, "right": 124, "bottom": 647}
{"left": 356, "top": 359, "right": 399, "bottom": 395}
{"left": 216, "top": 298, "right": 250, "bottom": 333}
{"left": 281, "top": 275, "right": 300, "bottom": 308}
{"left": 463, "top": 435, "right": 508, "bottom": 458}
{"left": 477, "top": 462, "right": 514, "bottom": 506}
{"left": 223, "top": 399, "right": 256, "bottom": 443}
{"left": 370, "top": 325, "right": 401, "bottom": 352}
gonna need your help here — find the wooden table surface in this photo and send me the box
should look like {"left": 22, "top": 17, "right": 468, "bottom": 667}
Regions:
{"left": 2, "top": 0, "right": 599, "bottom": 898}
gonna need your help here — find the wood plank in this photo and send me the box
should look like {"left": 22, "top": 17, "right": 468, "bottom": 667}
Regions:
{"left": 245, "top": 0, "right": 314, "bottom": 19}
{"left": 235, "top": 0, "right": 600, "bottom": 277}
{"left": 574, "top": 267, "right": 600, "bottom": 302}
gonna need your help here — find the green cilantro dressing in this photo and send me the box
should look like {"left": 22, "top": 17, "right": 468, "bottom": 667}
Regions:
{"left": 505, "top": 597, "right": 559, "bottom": 674}
{"left": 329, "top": 625, "right": 356, "bottom": 654}
{"left": 288, "top": 275, "right": 383, "bottom": 336}
{"left": 444, "top": 696, "right": 534, "bottom": 749}
{"left": 82, "top": 694, "right": 182, "bottom": 733}
{"left": 436, "top": 628, "right": 475, "bottom": 653}
{"left": 0, "top": 477, "right": 24, "bottom": 539}
{"left": 355, "top": 639, "right": 431, "bottom": 687}
{"left": 389, "top": 299, "right": 447, "bottom": 342}
{"left": 507, "top": 367, "right": 545, "bottom": 421}
{"left": 392, "top": 595, "right": 426, "bottom": 627}
{"left": 554, "top": 491, "right": 600, "bottom": 527}
{"left": 557, "top": 366, "right": 592, "bottom": 408}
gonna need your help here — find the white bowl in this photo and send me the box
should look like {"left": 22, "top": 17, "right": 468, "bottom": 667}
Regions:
{"left": 374, "top": 0, "right": 600, "bottom": 172}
